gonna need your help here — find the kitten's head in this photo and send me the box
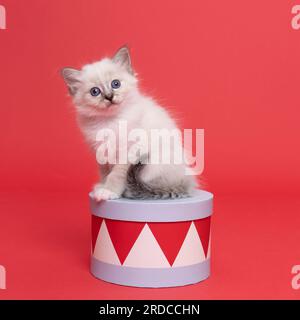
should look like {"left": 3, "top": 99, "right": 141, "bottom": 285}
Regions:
{"left": 61, "top": 46, "right": 137, "bottom": 117}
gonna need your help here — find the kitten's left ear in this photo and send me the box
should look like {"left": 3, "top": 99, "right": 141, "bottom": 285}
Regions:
{"left": 112, "top": 46, "right": 133, "bottom": 74}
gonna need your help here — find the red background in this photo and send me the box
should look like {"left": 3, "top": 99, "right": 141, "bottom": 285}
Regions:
{"left": 0, "top": 0, "right": 300, "bottom": 299}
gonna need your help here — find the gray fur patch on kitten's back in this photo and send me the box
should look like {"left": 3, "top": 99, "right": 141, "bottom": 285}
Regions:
{"left": 123, "top": 162, "right": 191, "bottom": 200}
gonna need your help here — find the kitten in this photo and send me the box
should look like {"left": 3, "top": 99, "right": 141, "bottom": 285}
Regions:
{"left": 61, "top": 46, "right": 197, "bottom": 201}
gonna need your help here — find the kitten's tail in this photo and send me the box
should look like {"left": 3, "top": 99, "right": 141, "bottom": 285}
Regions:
{"left": 123, "top": 160, "right": 194, "bottom": 200}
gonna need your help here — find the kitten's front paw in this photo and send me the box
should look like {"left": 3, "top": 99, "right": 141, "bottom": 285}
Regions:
{"left": 92, "top": 187, "right": 119, "bottom": 202}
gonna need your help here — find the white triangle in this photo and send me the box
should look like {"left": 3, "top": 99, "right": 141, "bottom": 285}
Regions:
{"left": 123, "top": 224, "right": 170, "bottom": 268}
{"left": 173, "top": 222, "right": 206, "bottom": 267}
{"left": 207, "top": 232, "right": 211, "bottom": 259}
{"left": 93, "top": 220, "right": 121, "bottom": 265}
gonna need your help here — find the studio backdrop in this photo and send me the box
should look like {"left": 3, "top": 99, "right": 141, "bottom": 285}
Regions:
{"left": 0, "top": 0, "right": 300, "bottom": 299}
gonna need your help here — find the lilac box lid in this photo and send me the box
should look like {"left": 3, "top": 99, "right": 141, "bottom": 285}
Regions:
{"left": 90, "top": 190, "right": 213, "bottom": 222}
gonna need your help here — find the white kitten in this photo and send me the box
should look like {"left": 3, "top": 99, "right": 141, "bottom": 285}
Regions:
{"left": 62, "top": 46, "right": 197, "bottom": 201}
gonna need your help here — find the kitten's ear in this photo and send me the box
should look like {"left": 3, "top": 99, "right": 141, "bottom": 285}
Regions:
{"left": 112, "top": 46, "right": 133, "bottom": 74}
{"left": 61, "top": 67, "right": 81, "bottom": 95}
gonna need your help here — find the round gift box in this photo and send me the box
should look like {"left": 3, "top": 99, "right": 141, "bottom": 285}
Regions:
{"left": 90, "top": 190, "right": 213, "bottom": 288}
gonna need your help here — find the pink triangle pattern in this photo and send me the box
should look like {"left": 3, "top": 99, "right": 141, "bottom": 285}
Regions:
{"left": 92, "top": 217, "right": 211, "bottom": 268}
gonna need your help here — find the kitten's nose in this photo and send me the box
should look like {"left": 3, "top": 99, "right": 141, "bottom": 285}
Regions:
{"left": 104, "top": 94, "right": 113, "bottom": 102}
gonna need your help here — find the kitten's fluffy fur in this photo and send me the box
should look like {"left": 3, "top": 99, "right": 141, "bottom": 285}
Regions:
{"left": 62, "top": 46, "right": 197, "bottom": 201}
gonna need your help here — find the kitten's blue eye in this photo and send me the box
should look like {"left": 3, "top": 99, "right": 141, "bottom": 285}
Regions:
{"left": 90, "top": 87, "right": 101, "bottom": 96}
{"left": 111, "top": 79, "right": 121, "bottom": 89}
